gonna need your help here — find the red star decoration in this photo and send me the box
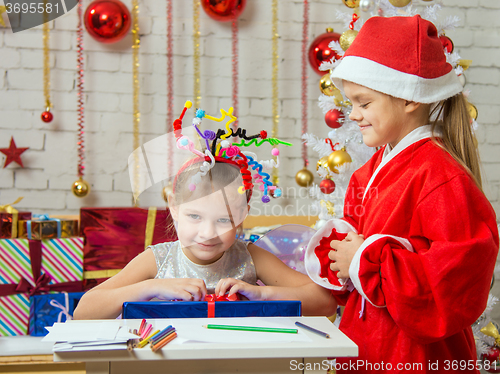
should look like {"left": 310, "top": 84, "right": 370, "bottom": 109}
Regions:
{"left": 0, "top": 137, "right": 29, "bottom": 168}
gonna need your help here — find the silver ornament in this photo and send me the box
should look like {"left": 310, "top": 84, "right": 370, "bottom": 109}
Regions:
{"left": 359, "top": 0, "right": 374, "bottom": 12}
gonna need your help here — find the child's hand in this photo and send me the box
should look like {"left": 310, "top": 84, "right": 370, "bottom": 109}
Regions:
{"left": 215, "top": 278, "right": 265, "bottom": 300}
{"left": 329, "top": 232, "right": 365, "bottom": 280}
{"left": 153, "top": 278, "right": 207, "bottom": 301}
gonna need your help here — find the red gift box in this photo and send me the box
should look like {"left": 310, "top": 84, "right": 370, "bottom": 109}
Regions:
{"left": 0, "top": 197, "right": 31, "bottom": 238}
{"left": 80, "top": 207, "right": 176, "bottom": 290}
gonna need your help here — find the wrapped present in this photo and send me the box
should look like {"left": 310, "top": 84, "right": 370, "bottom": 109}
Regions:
{"left": 80, "top": 207, "right": 176, "bottom": 289}
{"left": 18, "top": 215, "right": 79, "bottom": 240}
{"left": 0, "top": 197, "right": 31, "bottom": 238}
{"left": 29, "top": 292, "right": 85, "bottom": 336}
{"left": 0, "top": 238, "right": 83, "bottom": 336}
{"left": 122, "top": 300, "right": 301, "bottom": 319}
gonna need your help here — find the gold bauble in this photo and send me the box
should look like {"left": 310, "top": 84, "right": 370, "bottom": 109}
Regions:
{"left": 327, "top": 149, "right": 352, "bottom": 172}
{"left": 319, "top": 73, "right": 335, "bottom": 96}
{"left": 468, "top": 102, "right": 478, "bottom": 121}
{"left": 162, "top": 184, "right": 173, "bottom": 204}
{"left": 295, "top": 168, "right": 314, "bottom": 187}
{"left": 342, "top": 0, "right": 360, "bottom": 8}
{"left": 339, "top": 30, "right": 358, "bottom": 51}
{"left": 317, "top": 155, "right": 339, "bottom": 174}
{"left": 72, "top": 178, "right": 90, "bottom": 198}
{"left": 458, "top": 59, "right": 472, "bottom": 72}
{"left": 388, "top": 0, "right": 412, "bottom": 6}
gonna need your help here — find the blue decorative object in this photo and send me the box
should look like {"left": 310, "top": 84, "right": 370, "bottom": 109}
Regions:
{"left": 29, "top": 292, "right": 85, "bottom": 336}
{"left": 122, "top": 300, "right": 301, "bottom": 319}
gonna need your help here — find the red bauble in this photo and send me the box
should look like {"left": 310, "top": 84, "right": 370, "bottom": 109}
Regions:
{"left": 308, "top": 28, "right": 342, "bottom": 75}
{"left": 482, "top": 347, "right": 500, "bottom": 373}
{"left": 319, "top": 179, "right": 336, "bottom": 194}
{"left": 41, "top": 111, "right": 53, "bottom": 123}
{"left": 201, "top": 0, "right": 246, "bottom": 22}
{"left": 84, "top": 0, "right": 131, "bottom": 43}
{"left": 439, "top": 35, "right": 454, "bottom": 53}
{"left": 325, "top": 109, "right": 345, "bottom": 128}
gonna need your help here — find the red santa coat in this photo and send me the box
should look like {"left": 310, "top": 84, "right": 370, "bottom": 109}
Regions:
{"left": 305, "top": 128, "right": 499, "bottom": 373}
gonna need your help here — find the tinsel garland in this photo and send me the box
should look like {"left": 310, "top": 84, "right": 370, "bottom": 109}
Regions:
{"left": 271, "top": 0, "right": 279, "bottom": 184}
{"left": 76, "top": 0, "right": 85, "bottom": 178}
{"left": 43, "top": 6, "right": 51, "bottom": 112}
{"left": 232, "top": 16, "right": 238, "bottom": 130}
{"left": 132, "top": 0, "right": 140, "bottom": 204}
{"left": 301, "top": 0, "right": 309, "bottom": 168}
{"left": 167, "top": 0, "right": 174, "bottom": 177}
{"left": 193, "top": 0, "right": 201, "bottom": 109}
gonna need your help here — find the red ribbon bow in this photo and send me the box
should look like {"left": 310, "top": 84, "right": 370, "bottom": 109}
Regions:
{"left": 204, "top": 293, "right": 240, "bottom": 318}
{"left": 0, "top": 240, "right": 83, "bottom": 299}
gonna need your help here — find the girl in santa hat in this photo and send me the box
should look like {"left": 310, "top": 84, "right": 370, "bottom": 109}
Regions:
{"left": 305, "top": 15, "right": 499, "bottom": 374}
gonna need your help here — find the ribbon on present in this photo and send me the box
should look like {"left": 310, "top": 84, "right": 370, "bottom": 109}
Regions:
{"left": 0, "top": 197, "right": 23, "bottom": 238}
{"left": 204, "top": 293, "right": 240, "bottom": 318}
{"left": 49, "top": 292, "right": 73, "bottom": 323}
{"left": 27, "top": 214, "right": 61, "bottom": 239}
{"left": 481, "top": 322, "right": 500, "bottom": 347}
{"left": 0, "top": 240, "right": 83, "bottom": 299}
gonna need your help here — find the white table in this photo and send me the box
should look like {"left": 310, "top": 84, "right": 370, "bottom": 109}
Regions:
{"left": 53, "top": 316, "right": 358, "bottom": 374}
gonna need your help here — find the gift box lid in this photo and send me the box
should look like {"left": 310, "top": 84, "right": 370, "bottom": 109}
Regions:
{"left": 122, "top": 300, "right": 302, "bottom": 319}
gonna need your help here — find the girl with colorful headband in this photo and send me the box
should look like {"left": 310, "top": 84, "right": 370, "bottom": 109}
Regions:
{"left": 74, "top": 103, "right": 337, "bottom": 319}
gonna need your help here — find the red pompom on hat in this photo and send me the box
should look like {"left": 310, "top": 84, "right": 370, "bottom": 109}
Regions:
{"left": 331, "top": 15, "right": 463, "bottom": 104}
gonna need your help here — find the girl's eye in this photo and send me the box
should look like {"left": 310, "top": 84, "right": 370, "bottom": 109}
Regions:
{"left": 218, "top": 218, "right": 231, "bottom": 224}
{"left": 188, "top": 214, "right": 200, "bottom": 220}
{"left": 360, "top": 102, "right": 370, "bottom": 109}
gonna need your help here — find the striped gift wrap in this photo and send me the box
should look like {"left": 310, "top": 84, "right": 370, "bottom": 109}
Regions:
{"left": 0, "top": 238, "right": 83, "bottom": 336}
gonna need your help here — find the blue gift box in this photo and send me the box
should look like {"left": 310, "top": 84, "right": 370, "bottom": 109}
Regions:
{"left": 29, "top": 292, "right": 85, "bottom": 336}
{"left": 122, "top": 300, "right": 301, "bottom": 319}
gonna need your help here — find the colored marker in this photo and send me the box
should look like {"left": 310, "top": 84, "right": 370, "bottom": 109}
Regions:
{"left": 295, "top": 321, "right": 330, "bottom": 338}
{"left": 203, "top": 324, "right": 298, "bottom": 334}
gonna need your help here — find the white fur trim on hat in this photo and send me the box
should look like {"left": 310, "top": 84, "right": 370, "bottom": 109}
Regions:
{"left": 332, "top": 56, "right": 463, "bottom": 104}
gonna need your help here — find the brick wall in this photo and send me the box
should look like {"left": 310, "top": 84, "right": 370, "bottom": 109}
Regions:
{"left": 0, "top": 0, "right": 499, "bottom": 219}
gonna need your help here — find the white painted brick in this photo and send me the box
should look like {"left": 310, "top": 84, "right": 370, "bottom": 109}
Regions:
{"left": 50, "top": 30, "right": 73, "bottom": 51}
{"left": 118, "top": 93, "right": 154, "bottom": 114}
{"left": 467, "top": 84, "right": 500, "bottom": 105}
{"left": 466, "top": 8, "right": 500, "bottom": 27}
{"left": 15, "top": 190, "right": 66, "bottom": 210}
{"left": 473, "top": 30, "right": 500, "bottom": 48}
{"left": 20, "top": 49, "right": 56, "bottom": 69}
{"left": 4, "top": 30, "right": 44, "bottom": 49}
{"left": 0, "top": 90, "right": 18, "bottom": 111}
{"left": 33, "top": 109, "right": 77, "bottom": 132}
{"left": 458, "top": 47, "right": 500, "bottom": 68}
{"left": 485, "top": 124, "right": 500, "bottom": 144}
{"left": 0, "top": 110, "right": 34, "bottom": 130}
{"left": 479, "top": 0, "right": 500, "bottom": 8}
{"left": 87, "top": 92, "right": 120, "bottom": 112}
{"left": 54, "top": 50, "right": 77, "bottom": 70}
{"left": 7, "top": 69, "right": 43, "bottom": 90}
{"left": 0, "top": 168, "right": 14, "bottom": 187}
{"left": 441, "top": 0, "right": 479, "bottom": 7}
{"left": 479, "top": 144, "right": 500, "bottom": 163}
{"left": 88, "top": 52, "right": 121, "bottom": 72}
{"left": 466, "top": 67, "right": 500, "bottom": 85}
{"left": 483, "top": 163, "right": 500, "bottom": 181}
{"left": 0, "top": 48, "right": 21, "bottom": 69}
{"left": 0, "top": 129, "right": 43, "bottom": 149}
{"left": 15, "top": 169, "right": 48, "bottom": 189}
{"left": 0, "top": 69, "right": 4, "bottom": 89}
{"left": 66, "top": 190, "right": 131, "bottom": 211}
{"left": 120, "top": 52, "right": 154, "bottom": 74}
{"left": 86, "top": 71, "right": 132, "bottom": 94}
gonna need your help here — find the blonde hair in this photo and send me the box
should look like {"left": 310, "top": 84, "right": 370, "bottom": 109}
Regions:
{"left": 430, "top": 94, "right": 482, "bottom": 190}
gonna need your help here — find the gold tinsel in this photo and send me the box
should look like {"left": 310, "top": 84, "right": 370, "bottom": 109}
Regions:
{"left": 0, "top": 6, "right": 6, "bottom": 27}
{"left": 272, "top": 0, "right": 279, "bottom": 184}
{"left": 132, "top": 0, "right": 140, "bottom": 205}
{"left": 43, "top": 4, "right": 51, "bottom": 111}
{"left": 193, "top": 0, "right": 201, "bottom": 109}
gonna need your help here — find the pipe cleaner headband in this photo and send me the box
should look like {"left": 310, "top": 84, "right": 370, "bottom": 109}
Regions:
{"left": 172, "top": 101, "right": 292, "bottom": 203}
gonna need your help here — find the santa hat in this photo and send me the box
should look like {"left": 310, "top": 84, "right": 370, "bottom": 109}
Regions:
{"left": 331, "top": 15, "right": 463, "bottom": 104}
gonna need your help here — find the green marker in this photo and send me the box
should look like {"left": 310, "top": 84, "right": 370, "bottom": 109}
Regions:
{"left": 203, "top": 324, "right": 298, "bottom": 334}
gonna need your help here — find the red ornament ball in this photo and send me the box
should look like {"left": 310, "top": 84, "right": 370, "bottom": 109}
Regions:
{"left": 201, "top": 0, "right": 246, "bottom": 22}
{"left": 439, "top": 35, "right": 454, "bottom": 53}
{"left": 325, "top": 109, "right": 345, "bottom": 128}
{"left": 308, "top": 28, "right": 342, "bottom": 75}
{"left": 319, "top": 179, "right": 336, "bottom": 194}
{"left": 41, "top": 111, "right": 53, "bottom": 123}
{"left": 482, "top": 347, "right": 500, "bottom": 373}
{"left": 84, "top": 0, "right": 131, "bottom": 43}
